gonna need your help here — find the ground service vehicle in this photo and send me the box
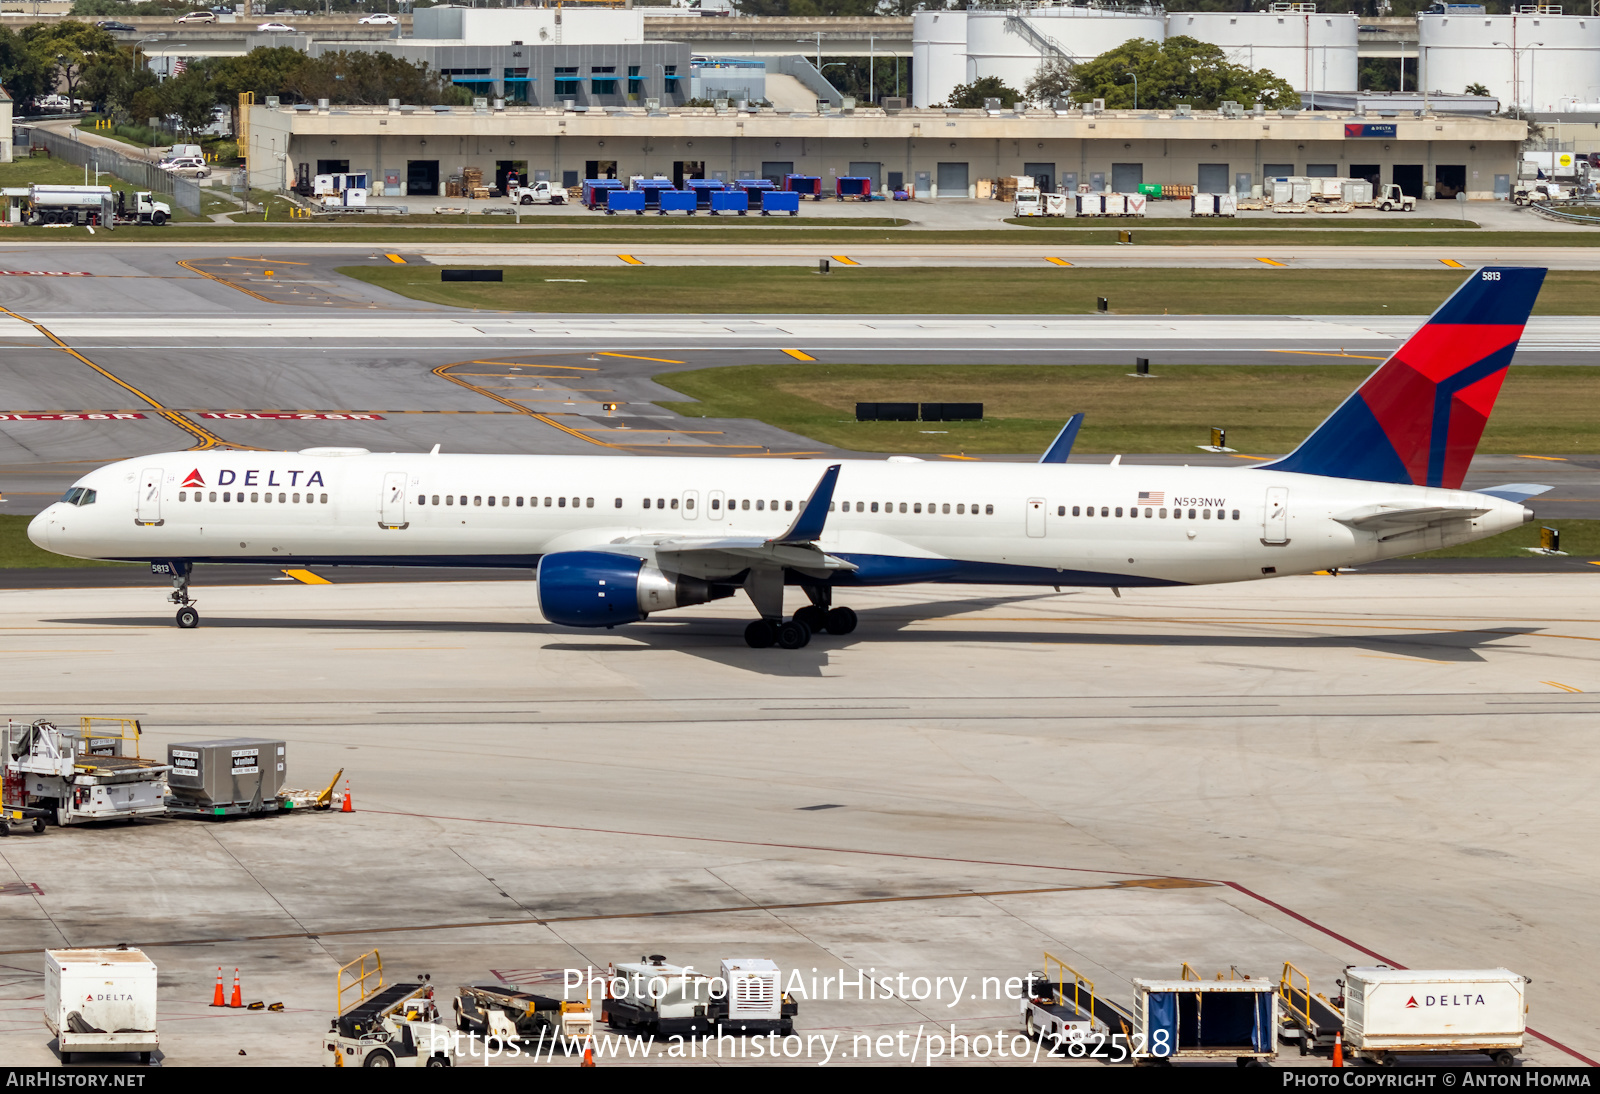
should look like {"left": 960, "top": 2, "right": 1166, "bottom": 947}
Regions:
{"left": 453, "top": 984, "right": 593, "bottom": 1044}
{"left": 46, "top": 948, "right": 158, "bottom": 1065}
{"left": 25, "top": 186, "right": 171, "bottom": 226}
{"left": 1376, "top": 183, "right": 1416, "bottom": 211}
{"left": 510, "top": 180, "right": 567, "bottom": 205}
{"left": 323, "top": 953, "right": 453, "bottom": 1068}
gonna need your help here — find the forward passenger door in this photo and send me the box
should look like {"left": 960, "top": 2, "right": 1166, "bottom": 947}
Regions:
{"left": 380, "top": 472, "right": 409, "bottom": 530}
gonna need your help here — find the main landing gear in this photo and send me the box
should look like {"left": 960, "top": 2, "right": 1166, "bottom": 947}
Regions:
{"left": 741, "top": 581, "right": 858, "bottom": 649}
{"left": 166, "top": 562, "right": 200, "bottom": 629}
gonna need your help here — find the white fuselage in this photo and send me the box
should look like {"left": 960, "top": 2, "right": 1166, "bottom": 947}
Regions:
{"left": 28, "top": 450, "right": 1531, "bottom": 590}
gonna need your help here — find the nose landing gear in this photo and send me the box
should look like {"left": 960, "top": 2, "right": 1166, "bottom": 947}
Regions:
{"left": 163, "top": 561, "right": 199, "bottom": 628}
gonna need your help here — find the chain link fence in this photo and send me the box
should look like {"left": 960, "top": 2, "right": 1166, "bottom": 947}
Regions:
{"left": 21, "top": 125, "right": 203, "bottom": 218}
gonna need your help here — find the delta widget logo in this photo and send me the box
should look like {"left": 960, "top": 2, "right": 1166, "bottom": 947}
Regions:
{"left": 1406, "top": 996, "right": 1418, "bottom": 1008}
{"left": 181, "top": 469, "right": 204, "bottom": 488}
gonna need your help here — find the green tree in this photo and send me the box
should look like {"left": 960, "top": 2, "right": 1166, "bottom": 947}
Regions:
{"left": 1466, "top": 82, "right": 1491, "bottom": 96}
{"left": 165, "top": 70, "right": 218, "bottom": 136}
{"left": 22, "top": 20, "right": 118, "bottom": 104}
{"left": 1025, "top": 57, "right": 1076, "bottom": 105}
{"left": 1071, "top": 36, "right": 1299, "bottom": 110}
{"left": 0, "top": 26, "right": 51, "bottom": 107}
{"left": 944, "top": 75, "right": 1023, "bottom": 109}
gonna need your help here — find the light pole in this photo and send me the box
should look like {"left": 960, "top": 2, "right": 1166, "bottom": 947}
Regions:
{"left": 1492, "top": 40, "right": 1542, "bottom": 117}
{"left": 133, "top": 34, "right": 165, "bottom": 74}
{"left": 796, "top": 34, "right": 822, "bottom": 75}
{"left": 1115, "top": 65, "right": 1137, "bottom": 110}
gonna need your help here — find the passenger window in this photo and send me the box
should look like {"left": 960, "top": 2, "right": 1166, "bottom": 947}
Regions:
{"left": 658, "top": 498, "right": 667, "bottom": 508}
{"left": 899, "top": 503, "right": 907, "bottom": 514}
{"left": 502, "top": 496, "right": 509, "bottom": 507}
{"left": 713, "top": 498, "right": 722, "bottom": 510}
{"left": 320, "top": 494, "right": 328, "bottom": 503}
{"left": 1203, "top": 509, "right": 1212, "bottom": 519}
{"left": 179, "top": 491, "right": 187, "bottom": 502}
{"left": 488, "top": 496, "right": 496, "bottom": 506}
{"left": 1232, "top": 509, "right": 1240, "bottom": 520}
{"left": 459, "top": 496, "right": 466, "bottom": 506}
{"left": 294, "top": 493, "right": 301, "bottom": 503}
{"left": 1188, "top": 509, "right": 1197, "bottom": 519}
{"left": 855, "top": 502, "right": 864, "bottom": 513}
{"left": 571, "top": 497, "right": 579, "bottom": 508}
{"left": 446, "top": 495, "right": 454, "bottom": 506}
{"left": 827, "top": 502, "right": 834, "bottom": 511}
{"left": 742, "top": 499, "right": 751, "bottom": 510}
{"left": 254, "top": 492, "right": 262, "bottom": 503}
{"left": 942, "top": 503, "right": 950, "bottom": 514}
{"left": 786, "top": 500, "right": 794, "bottom": 512}
{"left": 586, "top": 498, "right": 594, "bottom": 508}
{"left": 686, "top": 497, "right": 694, "bottom": 510}
{"left": 558, "top": 497, "right": 566, "bottom": 507}
{"left": 473, "top": 496, "right": 482, "bottom": 506}
{"left": 1086, "top": 506, "right": 1094, "bottom": 518}
{"left": 223, "top": 492, "right": 231, "bottom": 502}
{"left": 416, "top": 494, "right": 424, "bottom": 505}
{"left": 770, "top": 500, "right": 778, "bottom": 511}
{"left": 985, "top": 504, "right": 993, "bottom": 515}
{"left": 544, "top": 497, "right": 551, "bottom": 507}
{"left": 1055, "top": 505, "right": 1063, "bottom": 516}
{"left": 1159, "top": 508, "right": 1167, "bottom": 518}
{"left": 916, "top": 503, "right": 924, "bottom": 514}
{"left": 1115, "top": 507, "right": 1123, "bottom": 518}
{"left": 643, "top": 498, "right": 651, "bottom": 509}
{"left": 670, "top": 498, "right": 678, "bottom": 510}
{"left": 870, "top": 502, "right": 879, "bottom": 513}
{"left": 614, "top": 498, "right": 622, "bottom": 508}
{"left": 956, "top": 504, "right": 965, "bottom": 514}
{"left": 756, "top": 500, "right": 765, "bottom": 511}
{"left": 206, "top": 491, "right": 214, "bottom": 502}
{"left": 517, "top": 497, "right": 524, "bottom": 507}
{"left": 1072, "top": 506, "right": 1080, "bottom": 516}
{"left": 1144, "top": 508, "right": 1152, "bottom": 517}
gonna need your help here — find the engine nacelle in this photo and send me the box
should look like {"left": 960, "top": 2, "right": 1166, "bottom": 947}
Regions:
{"left": 536, "top": 550, "right": 713, "bottom": 627}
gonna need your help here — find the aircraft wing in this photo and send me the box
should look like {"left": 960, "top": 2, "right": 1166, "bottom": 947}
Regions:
{"left": 1334, "top": 503, "right": 1491, "bottom": 535}
{"left": 593, "top": 463, "right": 855, "bottom": 579}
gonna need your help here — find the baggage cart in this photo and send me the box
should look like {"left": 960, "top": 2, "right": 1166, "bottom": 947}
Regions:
{"left": 759, "top": 190, "right": 800, "bottom": 216}
{"left": 785, "top": 174, "right": 823, "bottom": 199}
{"left": 605, "top": 190, "right": 646, "bottom": 215}
{"left": 686, "top": 179, "right": 724, "bottom": 208}
{"left": 835, "top": 176, "right": 872, "bottom": 200}
{"left": 1341, "top": 966, "right": 1526, "bottom": 1066}
{"left": 658, "top": 190, "right": 697, "bottom": 215}
{"left": 46, "top": 948, "right": 158, "bottom": 1064}
{"left": 710, "top": 190, "right": 749, "bottom": 215}
{"left": 1130, "top": 966, "right": 1277, "bottom": 1066}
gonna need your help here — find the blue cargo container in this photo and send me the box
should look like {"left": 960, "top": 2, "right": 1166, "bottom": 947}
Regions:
{"left": 605, "top": 190, "right": 647, "bottom": 215}
{"left": 760, "top": 190, "right": 800, "bottom": 216}
{"left": 635, "top": 181, "right": 675, "bottom": 209}
{"left": 658, "top": 190, "right": 698, "bottom": 215}
{"left": 710, "top": 190, "right": 749, "bottom": 216}
{"left": 785, "top": 175, "right": 823, "bottom": 199}
{"left": 836, "top": 176, "right": 872, "bottom": 200}
{"left": 686, "top": 179, "right": 725, "bottom": 208}
{"left": 582, "top": 179, "right": 622, "bottom": 209}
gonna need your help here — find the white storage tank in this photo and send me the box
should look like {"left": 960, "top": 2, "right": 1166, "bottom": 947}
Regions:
{"left": 1419, "top": 14, "right": 1600, "bottom": 114}
{"left": 1174, "top": 11, "right": 1357, "bottom": 94}
{"left": 963, "top": 7, "right": 1165, "bottom": 97}
{"left": 912, "top": 9, "right": 969, "bottom": 108}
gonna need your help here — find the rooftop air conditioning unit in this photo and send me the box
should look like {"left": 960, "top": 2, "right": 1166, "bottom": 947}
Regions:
{"left": 645, "top": 97, "right": 661, "bottom": 110}
{"left": 841, "top": 95, "right": 856, "bottom": 113}
{"left": 816, "top": 98, "right": 831, "bottom": 113}
{"left": 984, "top": 96, "right": 1001, "bottom": 111}
{"left": 883, "top": 96, "right": 906, "bottom": 113}
{"left": 563, "top": 99, "right": 576, "bottom": 111}
{"left": 1092, "top": 97, "right": 1106, "bottom": 111}
{"left": 265, "top": 95, "right": 280, "bottom": 108}
{"left": 1175, "top": 103, "right": 1192, "bottom": 116}
{"left": 317, "top": 98, "right": 329, "bottom": 110}
{"left": 1219, "top": 99, "right": 1241, "bottom": 117}
{"left": 388, "top": 98, "right": 399, "bottom": 109}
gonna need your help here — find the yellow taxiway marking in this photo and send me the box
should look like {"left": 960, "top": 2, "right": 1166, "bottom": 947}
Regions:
{"left": 618, "top": 255, "right": 644, "bottom": 265}
{"left": 384, "top": 253, "right": 406, "bottom": 264}
{"left": 597, "top": 352, "right": 686, "bottom": 364}
{"left": 1517, "top": 454, "right": 1567, "bottom": 461}
{"left": 1043, "top": 257, "right": 1072, "bottom": 267}
{"left": 1440, "top": 259, "right": 1466, "bottom": 268}
{"left": 468, "top": 362, "right": 598, "bottom": 372}
{"left": 1255, "top": 257, "right": 1288, "bottom": 267}
{"left": 830, "top": 255, "right": 860, "bottom": 265}
{"left": 1271, "top": 349, "right": 1388, "bottom": 361}
{"left": 1543, "top": 680, "right": 1584, "bottom": 693}
{"left": 280, "top": 569, "right": 331, "bottom": 585}
{"left": 941, "top": 454, "right": 980, "bottom": 461}
{"left": 781, "top": 348, "right": 816, "bottom": 361}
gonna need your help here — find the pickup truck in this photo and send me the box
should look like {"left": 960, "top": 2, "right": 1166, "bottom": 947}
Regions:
{"left": 508, "top": 181, "right": 567, "bottom": 206}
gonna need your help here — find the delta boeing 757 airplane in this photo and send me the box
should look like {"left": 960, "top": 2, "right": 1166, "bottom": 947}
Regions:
{"left": 28, "top": 266, "right": 1551, "bottom": 649}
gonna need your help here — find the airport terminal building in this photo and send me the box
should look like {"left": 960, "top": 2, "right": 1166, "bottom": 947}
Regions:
{"left": 244, "top": 101, "right": 1527, "bottom": 201}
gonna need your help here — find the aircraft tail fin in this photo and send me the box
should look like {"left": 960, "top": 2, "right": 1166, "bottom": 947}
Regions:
{"left": 1259, "top": 266, "right": 1545, "bottom": 489}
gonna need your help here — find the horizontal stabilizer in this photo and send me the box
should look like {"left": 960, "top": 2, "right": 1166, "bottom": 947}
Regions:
{"left": 1039, "top": 413, "right": 1085, "bottom": 464}
{"left": 1476, "top": 483, "right": 1551, "bottom": 503}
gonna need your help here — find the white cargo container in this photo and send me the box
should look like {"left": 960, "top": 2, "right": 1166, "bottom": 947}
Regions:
{"left": 1104, "top": 193, "right": 1127, "bottom": 216}
{"left": 1342, "top": 179, "right": 1374, "bottom": 205}
{"left": 1342, "top": 967, "right": 1526, "bottom": 1065}
{"left": 1075, "top": 192, "right": 1104, "bottom": 216}
{"left": 1124, "top": 193, "right": 1147, "bottom": 217}
{"left": 45, "top": 948, "right": 158, "bottom": 1064}
{"left": 1216, "top": 193, "right": 1238, "bottom": 216}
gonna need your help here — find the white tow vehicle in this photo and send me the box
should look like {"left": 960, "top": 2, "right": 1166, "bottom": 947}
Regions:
{"left": 509, "top": 180, "right": 568, "bottom": 205}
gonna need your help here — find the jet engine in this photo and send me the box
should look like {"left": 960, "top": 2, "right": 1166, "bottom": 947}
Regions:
{"left": 536, "top": 550, "right": 718, "bottom": 627}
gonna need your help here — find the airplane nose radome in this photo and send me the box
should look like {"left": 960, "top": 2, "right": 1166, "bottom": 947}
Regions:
{"left": 26, "top": 511, "right": 50, "bottom": 550}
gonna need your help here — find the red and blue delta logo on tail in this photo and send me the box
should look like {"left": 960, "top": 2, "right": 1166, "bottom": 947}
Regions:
{"left": 1264, "top": 267, "right": 1546, "bottom": 489}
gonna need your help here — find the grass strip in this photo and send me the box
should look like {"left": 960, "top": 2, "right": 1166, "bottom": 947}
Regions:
{"left": 339, "top": 265, "right": 1600, "bottom": 317}
{"left": 652, "top": 362, "right": 1600, "bottom": 455}
{"left": 0, "top": 515, "right": 126, "bottom": 568}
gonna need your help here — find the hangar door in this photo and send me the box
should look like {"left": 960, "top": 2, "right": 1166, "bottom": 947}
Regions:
{"left": 1111, "top": 162, "right": 1143, "bottom": 192}
{"left": 936, "top": 161, "right": 969, "bottom": 197}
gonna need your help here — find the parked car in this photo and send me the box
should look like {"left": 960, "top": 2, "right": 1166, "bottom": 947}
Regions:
{"left": 95, "top": 20, "right": 136, "bottom": 31}
{"left": 256, "top": 21, "right": 296, "bottom": 32}
{"left": 157, "top": 155, "right": 211, "bottom": 178}
{"left": 358, "top": 13, "right": 398, "bottom": 24}
{"left": 174, "top": 11, "right": 217, "bottom": 23}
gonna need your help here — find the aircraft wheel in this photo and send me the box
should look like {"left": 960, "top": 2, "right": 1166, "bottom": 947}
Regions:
{"left": 793, "top": 605, "right": 827, "bottom": 633}
{"left": 776, "top": 619, "right": 811, "bottom": 650}
{"left": 744, "top": 619, "right": 776, "bottom": 648}
{"left": 824, "top": 606, "right": 857, "bottom": 635}
{"left": 176, "top": 606, "right": 200, "bottom": 629}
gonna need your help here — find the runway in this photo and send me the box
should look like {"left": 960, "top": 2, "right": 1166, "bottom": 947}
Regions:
{"left": 0, "top": 574, "right": 1594, "bottom": 1066}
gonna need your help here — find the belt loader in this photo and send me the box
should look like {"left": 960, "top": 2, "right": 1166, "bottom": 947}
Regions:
{"left": 453, "top": 983, "right": 593, "bottom": 1045}
{"left": 322, "top": 952, "right": 454, "bottom": 1067}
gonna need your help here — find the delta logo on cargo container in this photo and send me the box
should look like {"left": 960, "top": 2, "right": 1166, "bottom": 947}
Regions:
{"left": 180, "top": 468, "right": 326, "bottom": 489}
{"left": 1404, "top": 993, "right": 1489, "bottom": 1008}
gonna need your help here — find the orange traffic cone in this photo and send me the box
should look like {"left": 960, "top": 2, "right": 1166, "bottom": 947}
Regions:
{"left": 229, "top": 968, "right": 243, "bottom": 1008}
{"left": 341, "top": 778, "right": 353, "bottom": 813}
{"left": 210, "top": 966, "right": 225, "bottom": 1007}
{"left": 582, "top": 1045, "right": 595, "bottom": 1068}
{"left": 1332, "top": 1031, "right": 1344, "bottom": 1068}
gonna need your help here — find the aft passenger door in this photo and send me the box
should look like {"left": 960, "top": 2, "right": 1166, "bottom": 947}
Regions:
{"left": 1262, "top": 487, "right": 1289, "bottom": 545}
{"left": 379, "top": 471, "right": 408, "bottom": 529}
{"left": 137, "top": 467, "right": 163, "bottom": 526}
{"left": 1026, "top": 497, "right": 1046, "bottom": 538}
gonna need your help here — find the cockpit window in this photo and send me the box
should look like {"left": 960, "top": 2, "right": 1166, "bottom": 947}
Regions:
{"left": 60, "top": 487, "right": 83, "bottom": 505}
{"left": 78, "top": 489, "right": 96, "bottom": 506}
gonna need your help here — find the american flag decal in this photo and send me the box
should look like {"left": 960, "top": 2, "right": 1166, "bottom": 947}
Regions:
{"left": 1138, "top": 491, "right": 1165, "bottom": 505}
